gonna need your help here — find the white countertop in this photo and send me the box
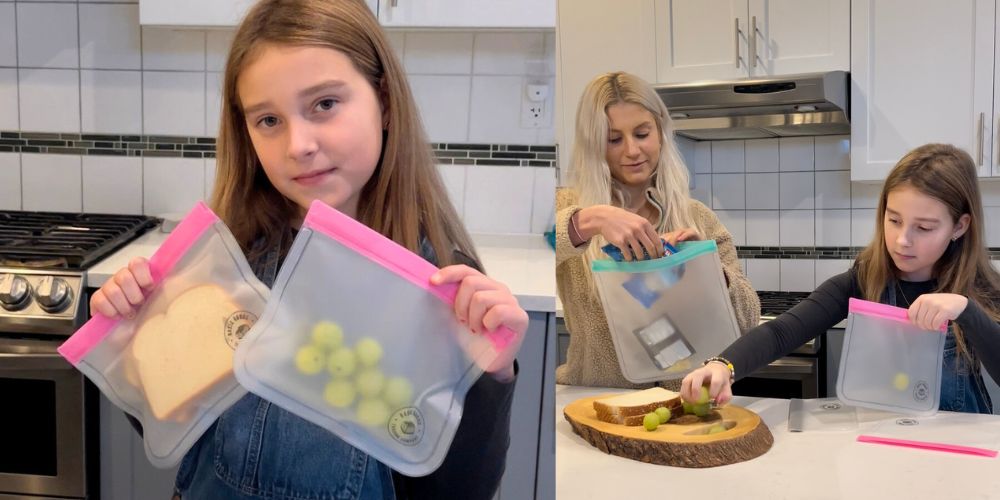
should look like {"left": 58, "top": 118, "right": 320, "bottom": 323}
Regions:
{"left": 556, "top": 384, "right": 1000, "bottom": 499}
{"left": 87, "top": 228, "right": 555, "bottom": 312}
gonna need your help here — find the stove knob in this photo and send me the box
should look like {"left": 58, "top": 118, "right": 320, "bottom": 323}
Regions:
{"left": 35, "top": 276, "right": 73, "bottom": 313}
{"left": 0, "top": 274, "right": 32, "bottom": 311}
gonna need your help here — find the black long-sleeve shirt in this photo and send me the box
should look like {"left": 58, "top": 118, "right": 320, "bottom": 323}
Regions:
{"left": 721, "top": 268, "right": 1000, "bottom": 385}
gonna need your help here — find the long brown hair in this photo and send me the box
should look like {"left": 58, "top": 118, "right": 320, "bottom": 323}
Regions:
{"left": 856, "top": 143, "right": 1000, "bottom": 357}
{"left": 212, "top": 0, "right": 478, "bottom": 266}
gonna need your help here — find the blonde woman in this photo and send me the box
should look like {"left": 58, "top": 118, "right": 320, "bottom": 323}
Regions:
{"left": 556, "top": 71, "right": 760, "bottom": 389}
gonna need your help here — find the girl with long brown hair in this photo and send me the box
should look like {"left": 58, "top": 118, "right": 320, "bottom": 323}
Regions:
{"left": 88, "top": 0, "right": 527, "bottom": 497}
{"left": 682, "top": 143, "right": 1000, "bottom": 414}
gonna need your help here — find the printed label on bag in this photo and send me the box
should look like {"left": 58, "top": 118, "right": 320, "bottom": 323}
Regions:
{"left": 225, "top": 311, "right": 258, "bottom": 350}
{"left": 388, "top": 407, "right": 425, "bottom": 446}
{"left": 913, "top": 381, "right": 930, "bottom": 402}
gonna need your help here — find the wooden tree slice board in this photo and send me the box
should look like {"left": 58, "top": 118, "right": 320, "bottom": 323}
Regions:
{"left": 564, "top": 395, "right": 773, "bottom": 468}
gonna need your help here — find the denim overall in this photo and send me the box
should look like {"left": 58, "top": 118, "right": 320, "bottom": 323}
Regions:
{"left": 173, "top": 246, "right": 395, "bottom": 500}
{"left": 885, "top": 282, "right": 994, "bottom": 414}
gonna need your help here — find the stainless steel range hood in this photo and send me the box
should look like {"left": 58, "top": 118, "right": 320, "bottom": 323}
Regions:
{"left": 655, "top": 71, "right": 849, "bottom": 141}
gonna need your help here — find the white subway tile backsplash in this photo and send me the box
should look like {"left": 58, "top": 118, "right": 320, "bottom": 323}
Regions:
{"left": 403, "top": 32, "right": 473, "bottom": 74}
{"left": 79, "top": 4, "right": 141, "bottom": 70}
{"left": 205, "top": 159, "right": 216, "bottom": 199}
{"left": 815, "top": 170, "right": 851, "bottom": 209}
{"left": 746, "top": 173, "right": 779, "bottom": 209}
{"left": 543, "top": 32, "right": 556, "bottom": 75}
{"left": 779, "top": 137, "right": 813, "bottom": 171}
{"left": 21, "top": 154, "right": 81, "bottom": 212}
{"left": 779, "top": 210, "right": 814, "bottom": 246}
{"left": 82, "top": 156, "right": 142, "bottom": 214}
{"left": 142, "top": 71, "right": 205, "bottom": 136}
{"left": 711, "top": 173, "right": 745, "bottom": 210}
{"left": 851, "top": 209, "right": 876, "bottom": 246}
{"left": 463, "top": 165, "right": 533, "bottom": 233}
{"left": 690, "top": 173, "right": 711, "bottom": 206}
{"left": 745, "top": 138, "right": 779, "bottom": 172}
{"left": 985, "top": 207, "right": 1000, "bottom": 246}
{"left": 0, "top": 4, "right": 16, "bottom": 66}
{"left": 779, "top": 171, "right": 814, "bottom": 210}
{"left": 0, "top": 69, "right": 17, "bottom": 130}
{"left": 206, "top": 30, "right": 235, "bottom": 72}
{"left": 815, "top": 209, "right": 851, "bottom": 246}
{"left": 386, "top": 32, "right": 405, "bottom": 61}
{"left": 141, "top": 27, "right": 205, "bottom": 71}
{"left": 472, "top": 32, "right": 544, "bottom": 75}
{"left": 746, "top": 210, "right": 780, "bottom": 246}
{"left": 143, "top": 158, "right": 204, "bottom": 216}
{"left": 780, "top": 259, "right": 815, "bottom": 292}
{"left": 814, "top": 135, "right": 850, "bottom": 171}
{"left": 81, "top": 70, "right": 142, "bottom": 134}
{"left": 531, "top": 166, "right": 556, "bottom": 233}
{"left": 469, "top": 75, "right": 537, "bottom": 144}
{"left": 0, "top": 153, "right": 20, "bottom": 210}
{"left": 437, "top": 164, "right": 466, "bottom": 217}
{"left": 711, "top": 140, "right": 744, "bottom": 173}
{"left": 851, "top": 181, "right": 881, "bottom": 209}
{"left": 715, "top": 210, "right": 746, "bottom": 245}
{"left": 206, "top": 71, "right": 222, "bottom": 137}
{"left": 16, "top": 3, "right": 78, "bottom": 69}
{"left": 746, "top": 259, "right": 780, "bottom": 291}
{"left": 19, "top": 68, "right": 80, "bottom": 133}
{"left": 816, "top": 259, "right": 852, "bottom": 285}
{"left": 692, "top": 141, "right": 711, "bottom": 174}
{"left": 981, "top": 182, "right": 1000, "bottom": 207}
{"left": 409, "top": 75, "right": 470, "bottom": 143}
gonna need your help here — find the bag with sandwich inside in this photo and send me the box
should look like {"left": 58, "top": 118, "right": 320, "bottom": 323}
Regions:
{"left": 234, "top": 200, "right": 516, "bottom": 477}
{"left": 58, "top": 202, "right": 269, "bottom": 468}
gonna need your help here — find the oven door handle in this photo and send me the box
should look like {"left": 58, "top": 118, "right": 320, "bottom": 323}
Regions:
{"left": 0, "top": 339, "right": 75, "bottom": 371}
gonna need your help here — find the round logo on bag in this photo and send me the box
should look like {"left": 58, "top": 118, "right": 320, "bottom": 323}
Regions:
{"left": 224, "top": 311, "right": 258, "bottom": 350}
{"left": 913, "top": 380, "right": 930, "bottom": 402}
{"left": 388, "top": 407, "right": 425, "bottom": 446}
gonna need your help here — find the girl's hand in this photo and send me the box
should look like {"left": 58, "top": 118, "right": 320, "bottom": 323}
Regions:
{"left": 578, "top": 205, "right": 663, "bottom": 261}
{"left": 431, "top": 265, "right": 528, "bottom": 382}
{"left": 661, "top": 227, "right": 703, "bottom": 248}
{"left": 907, "top": 293, "right": 969, "bottom": 331}
{"left": 90, "top": 257, "right": 155, "bottom": 319}
{"left": 680, "top": 362, "right": 734, "bottom": 406}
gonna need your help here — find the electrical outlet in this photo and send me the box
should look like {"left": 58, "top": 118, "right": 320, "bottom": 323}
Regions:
{"left": 521, "top": 97, "right": 546, "bottom": 129}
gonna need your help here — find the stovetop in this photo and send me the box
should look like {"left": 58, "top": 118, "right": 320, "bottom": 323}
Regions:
{"left": 757, "top": 290, "right": 812, "bottom": 317}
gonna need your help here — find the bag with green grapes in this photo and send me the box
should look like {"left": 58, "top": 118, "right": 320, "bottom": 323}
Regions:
{"left": 233, "top": 200, "right": 513, "bottom": 476}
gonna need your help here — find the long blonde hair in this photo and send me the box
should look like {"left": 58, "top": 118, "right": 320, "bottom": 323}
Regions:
{"left": 571, "top": 71, "right": 698, "bottom": 265}
{"left": 856, "top": 143, "right": 1000, "bottom": 358}
{"left": 212, "top": 0, "right": 478, "bottom": 266}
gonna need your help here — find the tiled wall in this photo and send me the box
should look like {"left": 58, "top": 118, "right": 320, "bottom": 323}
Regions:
{"left": 676, "top": 135, "right": 1000, "bottom": 291}
{"left": 0, "top": 1, "right": 556, "bottom": 235}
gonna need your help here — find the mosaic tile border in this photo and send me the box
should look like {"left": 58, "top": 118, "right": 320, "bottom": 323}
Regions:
{"left": 0, "top": 131, "right": 557, "bottom": 166}
{"left": 738, "top": 246, "right": 1000, "bottom": 260}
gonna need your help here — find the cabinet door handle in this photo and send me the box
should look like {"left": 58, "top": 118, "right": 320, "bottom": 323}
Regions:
{"left": 977, "top": 112, "right": 984, "bottom": 166}
{"left": 734, "top": 18, "right": 741, "bottom": 68}
{"left": 751, "top": 15, "right": 758, "bottom": 69}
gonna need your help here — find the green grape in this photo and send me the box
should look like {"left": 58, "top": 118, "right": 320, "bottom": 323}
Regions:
{"left": 356, "top": 398, "right": 391, "bottom": 427}
{"left": 311, "top": 321, "right": 344, "bottom": 350}
{"left": 323, "top": 379, "right": 356, "bottom": 408}
{"left": 294, "top": 345, "right": 325, "bottom": 375}
{"left": 327, "top": 347, "right": 358, "bottom": 378}
{"left": 697, "top": 385, "right": 711, "bottom": 404}
{"left": 707, "top": 424, "right": 726, "bottom": 434}
{"left": 654, "top": 406, "right": 671, "bottom": 424}
{"left": 383, "top": 377, "right": 414, "bottom": 408}
{"left": 355, "top": 368, "right": 386, "bottom": 398}
{"left": 893, "top": 372, "right": 909, "bottom": 391}
{"left": 692, "top": 403, "right": 711, "bottom": 417}
{"left": 682, "top": 401, "right": 694, "bottom": 414}
{"left": 355, "top": 337, "right": 383, "bottom": 367}
{"left": 642, "top": 412, "right": 659, "bottom": 431}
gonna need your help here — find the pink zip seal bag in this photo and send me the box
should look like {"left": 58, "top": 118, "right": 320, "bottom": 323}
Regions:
{"left": 233, "top": 200, "right": 514, "bottom": 477}
{"left": 57, "top": 202, "right": 270, "bottom": 468}
{"left": 837, "top": 298, "right": 947, "bottom": 416}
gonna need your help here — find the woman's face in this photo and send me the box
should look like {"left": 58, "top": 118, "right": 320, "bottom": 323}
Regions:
{"left": 605, "top": 102, "right": 661, "bottom": 189}
{"left": 883, "top": 185, "right": 970, "bottom": 281}
{"left": 237, "top": 43, "right": 384, "bottom": 222}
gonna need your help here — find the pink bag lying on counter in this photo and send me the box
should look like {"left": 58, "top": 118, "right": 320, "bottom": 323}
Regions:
{"left": 58, "top": 202, "right": 269, "bottom": 468}
{"left": 234, "top": 200, "right": 515, "bottom": 477}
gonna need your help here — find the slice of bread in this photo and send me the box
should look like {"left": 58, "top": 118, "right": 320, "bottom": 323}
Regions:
{"left": 593, "top": 387, "right": 682, "bottom": 426}
{"left": 130, "top": 285, "right": 241, "bottom": 421}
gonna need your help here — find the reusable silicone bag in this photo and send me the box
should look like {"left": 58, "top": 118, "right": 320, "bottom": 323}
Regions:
{"left": 837, "top": 298, "right": 947, "bottom": 416}
{"left": 234, "top": 200, "right": 515, "bottom": 477}
{"left": 857, "top": 413, "right": 1000, "bottom": 457}
{"left": 591, "top": 240, "right": 741, "bottom": 383}
{"left": 58, "top": 202, "right": 270, "bottom": 467}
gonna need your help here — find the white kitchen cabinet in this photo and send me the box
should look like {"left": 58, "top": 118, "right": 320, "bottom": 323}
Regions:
{"left": 377, "top": 0, "right": 555, "bottom": 28}
{"left": 139, "top": 0, "right": 378, "bottom": 27}
{"left": 654, "top": 0, "right": 849, "bottom": 84}
{"left": 850, "top": 0, "right": 995, "bottom": 181}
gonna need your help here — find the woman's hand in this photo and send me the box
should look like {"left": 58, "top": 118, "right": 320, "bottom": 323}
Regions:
{"left": 661, "top": 227, "right": 703, "bottom": 248}
{"left": 431, "top": 265, "right": 528, "bottom": 382}
{"left": 90, "top": 257, "right": 155, "bottom": 319}
{"left": 576, "top": 205, "right": 662, "bottom": 261}
{"left": 907, "top": 293, "right": 969, "bottom": 331}
{"left": 680, "top": 361, "right": 734, "bottom": 406}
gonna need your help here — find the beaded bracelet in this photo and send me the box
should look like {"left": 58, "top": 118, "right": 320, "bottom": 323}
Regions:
{"left": 703, "top": 356, "right": 735, "bottom": 382}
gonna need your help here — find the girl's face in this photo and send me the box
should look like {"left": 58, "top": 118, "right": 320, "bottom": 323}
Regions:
{"left": 605, "top": 102, "right": 661, "bottom": 189}
{"left": 883, "top": 185, "right": 970, "bottom": 281}
{"left": 238, "top": 44, "right": 384, "bottom": 221}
